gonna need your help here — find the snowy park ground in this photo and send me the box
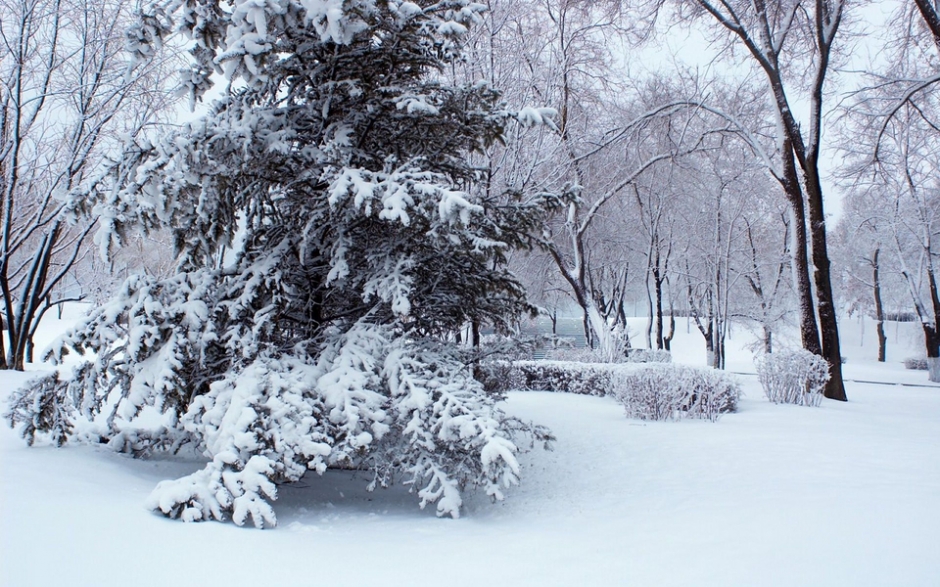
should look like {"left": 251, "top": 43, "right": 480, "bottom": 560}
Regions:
{"left": 2, "top": 309, "right": 939, "bottom": 586}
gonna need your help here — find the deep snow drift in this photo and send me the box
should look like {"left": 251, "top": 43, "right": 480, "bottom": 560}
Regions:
{"left": 2, "top": 310, "right": 938, "bottom": 586}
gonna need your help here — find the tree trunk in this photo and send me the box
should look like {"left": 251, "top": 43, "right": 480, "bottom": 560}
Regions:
{"left": 929, "top": 357, "right": 940, "bottom": 383}
{"left": 715, "top": 322, "right": 726, "bottom": 369}
{"left": 0, "top": 314, "right": 6, "bottom": 370}
{"left": 926, "top": 263, "right": 940, "bottom": 383}
{"left": 645, "top": 281, "right": 653, "bottom": 349}
{"left": 924, "top": 324, "right": 940, "bottom": 383}
{"left": 583, "top": 311, "right": 594, "bottom": 349}
{"left": 763, "top": 325, "right": 773, "bottom": 354}
{"left": 585, "top": 302, "right": 620, "bottom": 361}
{"left": 704, "top": 332, "right": 717, "bottom": 367}
{"left": 803, "top": 165, "right": 847, "bottom": 400}
{"left": 663, "top": 313, "right": 675, "bottom": 352}
{"left": 553, "top": 261, "right": 620, "bottom": 360}
{"left": 654, "top": 276, "right": 664, "bottom": 350}
{"left": 782, "top": 151, "right": 822, "bottom": 357}
{"left": 705, "top": 321, "right": 718, "bottom": 368}
{"left": 872, "top": 248, "right": 886, "bottom": 363}
{"left": 7, "top": 223, "right": 59, "bottom": 370}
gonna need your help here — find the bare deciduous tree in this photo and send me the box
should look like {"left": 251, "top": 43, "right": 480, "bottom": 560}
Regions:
{"left": 866, "top": 107, "right": 940, "bottom": 379}
{"left": 0, "top": 0, "right": 177, "bottom": 369}
{"left": 642, "top": 0, "right": 849, "bottom": 399}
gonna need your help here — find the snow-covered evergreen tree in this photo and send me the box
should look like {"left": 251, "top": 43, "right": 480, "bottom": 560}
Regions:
{"left": 6, "top": 0, "right": 552, "bottom": 527}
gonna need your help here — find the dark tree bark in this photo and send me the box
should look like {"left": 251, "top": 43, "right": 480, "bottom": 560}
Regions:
{"left": 914, "top": 0, "right": 940, "bottom": 51}
{"left": 803, "top": 169, "right": 847, "bottom": 400}
{"left": 653, "top": 262, "right": 665, "bottom": 350}
{"left": 925, "top": 260, "right": 940, "bottom": 381}
{"left": 872, "top": 248, "right": 887, "bottom": 362}
{"left": 781, "top": 145, "right": 823, "bottom": 357}
{"left": 663, "top": 299, "right": 675, "bottom": 352}
{"left": 921, "top": 322, "right": 940, "bottom": 382}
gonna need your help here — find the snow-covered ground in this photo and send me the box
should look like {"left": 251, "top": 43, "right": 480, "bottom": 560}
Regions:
{"left": 2, "top": 311, "right": 938, "bottom": 586}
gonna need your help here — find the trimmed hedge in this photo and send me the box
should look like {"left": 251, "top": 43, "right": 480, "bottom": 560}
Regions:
{"left": 542, "top": 347, "right": 672, "bottom": 364}
{"left": 477, "top": 360, "right": 740, "bottom": 422}
{"left": 622, "top": 348, "right": 672, "bottom": 364}
{"left": 477, "top": 360, "right": 611, "bottom": 396}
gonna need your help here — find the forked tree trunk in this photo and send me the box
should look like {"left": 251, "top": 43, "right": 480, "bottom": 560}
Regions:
{"left": 782, "top": 150, "right": 823, "bottom": 358}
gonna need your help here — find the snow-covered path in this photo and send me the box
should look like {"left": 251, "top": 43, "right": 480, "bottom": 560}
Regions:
{"left": 3, "top": 371, "right": 938, "bottom": 586}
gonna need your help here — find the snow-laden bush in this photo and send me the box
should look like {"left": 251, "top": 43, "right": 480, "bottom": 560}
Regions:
{"left": 611, "top": 365, "right": 740, "bottom": 422}
{"left": 904, "top": 357, "right": 929, "bottom": 371}
{"left": 478, "top": 360, "right": 613, "bottom": 396}
{"left": 478, "top": 361, "right": 739, "bottom": 421}
{"left": 543, "top": 346, "right": 671, "bottom": 364}
{"left": 543, "top": 346, "right": 610, "bottom": 363}
{"left": 755, "top": 350, "right": 830, "bottom": 407}
{"left": 6, "top": 372, "right": 72, "bottom": 447}
{"left": 623, "top": 348, "right": 672, "bottom": 364}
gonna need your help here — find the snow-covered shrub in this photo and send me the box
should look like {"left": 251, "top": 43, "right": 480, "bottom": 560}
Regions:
{"left": 755, "top": 350, "right": 830, "bottom": 407}
{"left": 478, "top": 360, "right": 614, "bottom": 396}
{"left": 546, "top": 346, "right": 609, "bottom": 363}
{"left": 481, "top": 335, "right": 552, "bottom": 361}
{"left": 6, "top": 0, "right": 556, "bottom": 527}
{"left": 546, "top": 346, "right": 671, "bottom": 364}
{"left": 548, "top": 336, "right": 577, "bottom": 350}
{"left": 475, "top": 360, "right": 527, "bottom": 393}
{"left": 904, "top": 357, "right": 928, "bottom": 371}
{"left": 611, "top": 365, "right": 740, "bottom": 422}
{"left": 478, "top": 361, "right": 739, "bottom": 421}
{"left": 6, "top": 372, "right": 72, "bottom": 447}
{"left": 623, "top": 349, "right": 672, "bottom": 364}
